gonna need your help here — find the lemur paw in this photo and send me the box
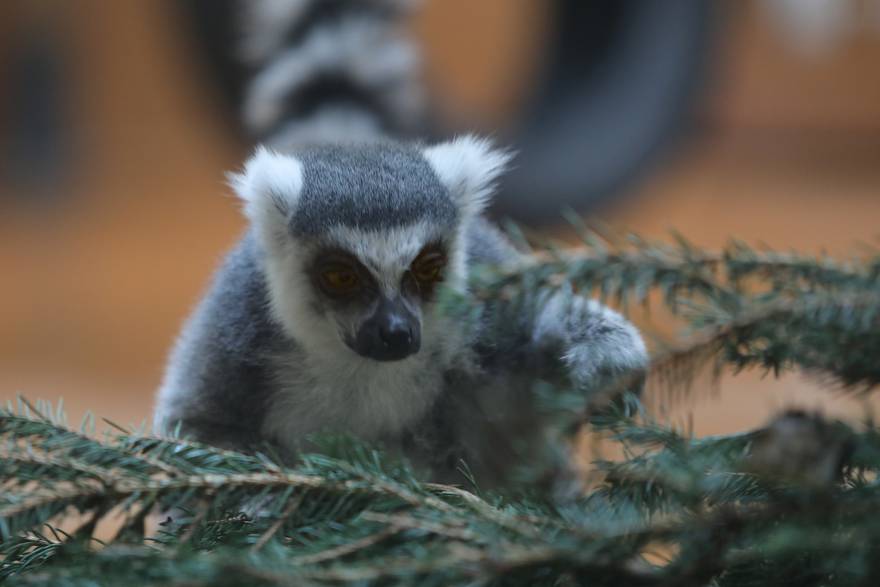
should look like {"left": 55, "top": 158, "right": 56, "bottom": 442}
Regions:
{"left": 533, "top": 294, "right": 647, "bottom": 395}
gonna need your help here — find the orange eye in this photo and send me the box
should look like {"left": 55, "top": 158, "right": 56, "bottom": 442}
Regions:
{"left": 322, "top": 269, "right": 360, "bottom": 291}
{"left": 414, "top": 264, "right": 442, "bottom": 283}
{"left": 411, "top": 250, "right": 446, "bottom": 284}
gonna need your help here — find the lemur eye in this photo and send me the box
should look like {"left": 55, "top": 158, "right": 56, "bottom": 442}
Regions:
{"left": 321, "top": 268, "right": 360, "bottom": 292}
{"left": 414, "top": 264, "right": 441, "bottom": 283}
{"left": 411, "top": 248, "right": 446, "bottom": 285}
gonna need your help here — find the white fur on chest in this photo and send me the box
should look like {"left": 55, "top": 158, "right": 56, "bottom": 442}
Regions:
{"left": 262, "top": 345, "right": 446, "bottom": 453}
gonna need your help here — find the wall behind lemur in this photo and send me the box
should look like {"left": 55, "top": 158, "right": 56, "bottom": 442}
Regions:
{"left": 1, "top": 0, "right": 879, "bottom": 436}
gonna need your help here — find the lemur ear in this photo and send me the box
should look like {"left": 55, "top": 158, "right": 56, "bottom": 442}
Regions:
{"left": 228, "top": 145, "right": 304, "bottom": 219}
{"left": 227, "top": 146, "right": 303, "bottom": 245}
{"left": 422, "top": 135, "right": 513, "bottom": 219}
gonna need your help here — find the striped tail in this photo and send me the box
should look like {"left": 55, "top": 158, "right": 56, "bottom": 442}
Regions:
{"left": 239, "top": 0, "right": 425, "bottom": 149}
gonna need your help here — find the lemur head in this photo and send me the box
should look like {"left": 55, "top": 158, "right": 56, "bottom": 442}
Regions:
{"left": 230, "top": 136, "right": 510, "bottom": 363}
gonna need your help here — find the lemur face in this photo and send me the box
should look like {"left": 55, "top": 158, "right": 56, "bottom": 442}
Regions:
{"left": 307, "top": 239, "right": 447, "bottom": 361}
{"left": 230, "top": 137, "right": 510, "bottom": 363}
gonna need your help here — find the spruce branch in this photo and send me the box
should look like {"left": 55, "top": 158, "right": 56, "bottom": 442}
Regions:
{"left": 4, "top": 404, "right": 880, "bottom": 586}
{"left": 5, "top": 237, "right": 880, "bottom": 585}
{"left": 462, "top": 233, "right": 880, "bottom": 402}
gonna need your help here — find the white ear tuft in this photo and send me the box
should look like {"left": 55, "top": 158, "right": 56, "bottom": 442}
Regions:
{"left": 422, "top": 135, "right": 512, "bottom": 219}
{"left": 228, "top": 145, "right": 304, "bottom": 220}
{"left": 227, "top": 146, "right": 304, "bottom": 248}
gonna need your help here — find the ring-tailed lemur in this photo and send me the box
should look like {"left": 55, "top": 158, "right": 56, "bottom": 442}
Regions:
{"left": 154, "top": 0, "right": 646, "bottom": 483}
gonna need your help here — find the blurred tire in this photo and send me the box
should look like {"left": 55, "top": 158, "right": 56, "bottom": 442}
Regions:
{"left": 495, "top": 0, "right": 717, "bottom": 222}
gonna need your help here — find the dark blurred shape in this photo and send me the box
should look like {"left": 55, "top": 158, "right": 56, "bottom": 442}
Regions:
{"left": 175, "top": 0, "right": 251, "bottom": 139}
{"left": 498, "top": 0, "right": 717, "bottom": 222}
{"left": 1, "top": 13, "right": 70, "bottom": 199}
{"left": 747, "top": 410, "right": 854, "bottom": 488}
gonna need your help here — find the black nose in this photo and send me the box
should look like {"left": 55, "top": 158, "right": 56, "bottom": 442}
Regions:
{"left": 348, "top": 297, "right": 421, "bottom": 361}
{"left": 379, "top": 322, "right": 413, "bottom": 352}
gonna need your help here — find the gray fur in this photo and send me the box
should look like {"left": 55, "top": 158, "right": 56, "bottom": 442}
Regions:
{"left": 154, "top": 232, "right": 290, "bottom": 450}
{"left": 292, "top": 144, "right": 456, "bottom": 236}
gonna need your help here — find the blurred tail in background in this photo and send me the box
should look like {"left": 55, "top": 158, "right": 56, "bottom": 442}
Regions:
{"left": 237, "top": 0, "right": 426, "bottom": 149}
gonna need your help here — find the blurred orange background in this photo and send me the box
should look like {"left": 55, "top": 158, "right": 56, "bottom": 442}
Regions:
{"left": 2, "top": 1, "right": 880, "bottom": 434}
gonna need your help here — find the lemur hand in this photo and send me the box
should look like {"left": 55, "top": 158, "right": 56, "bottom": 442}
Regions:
{"left": 532, "top": 292, "right": 647, "bottom": 396}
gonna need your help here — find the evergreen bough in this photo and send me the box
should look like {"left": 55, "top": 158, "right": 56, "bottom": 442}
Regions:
{"left": 4, "top": 230, "right": 880, "bottom": 586}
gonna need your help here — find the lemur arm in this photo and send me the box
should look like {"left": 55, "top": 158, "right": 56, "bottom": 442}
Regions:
{"left": 475, "top": 291, "right": 647, "bottom": 398}
{"left": 530, "top": 292, "right": 647, "bottom": 395}
{"left": 464, "top": 219, "right": 646, "bottom": 396}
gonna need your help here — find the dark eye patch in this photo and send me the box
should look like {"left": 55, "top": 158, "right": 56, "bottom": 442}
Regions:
{"left": 309, "top": 248, "right": 378, "bottom": 302}
{"left": 406, "top": 242, "right": 448, "bottom": 300}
